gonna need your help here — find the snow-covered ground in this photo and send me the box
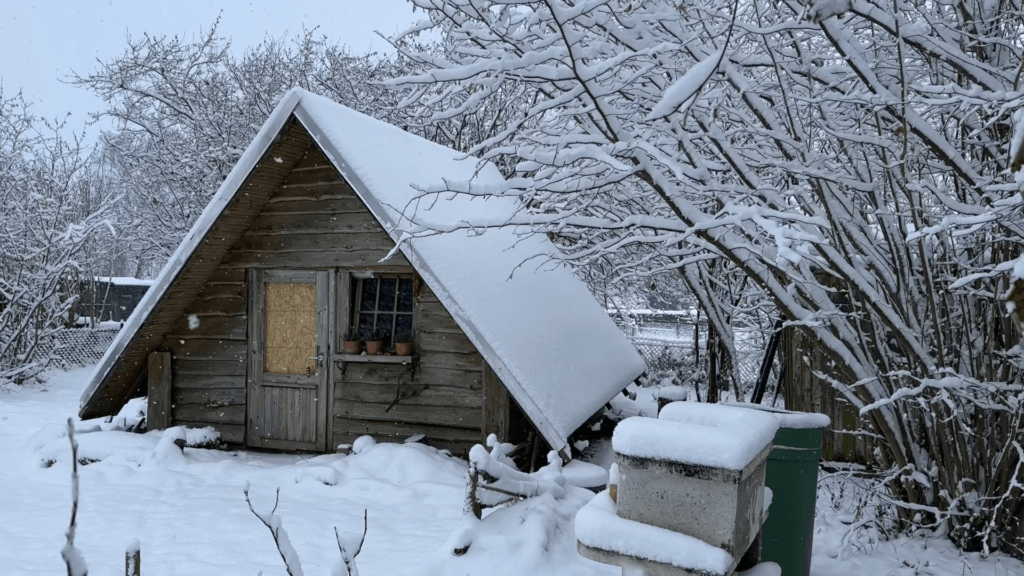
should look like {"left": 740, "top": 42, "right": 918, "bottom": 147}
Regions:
{"left": 1, "top": 367, "right": 1022, "bottom": 576}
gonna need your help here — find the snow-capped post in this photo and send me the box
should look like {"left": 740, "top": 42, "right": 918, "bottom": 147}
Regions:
{"left": 124, "top": 539, "right": 140, "bottom": 576}
{"left": 61, "top": 418, "right": 88, "bottom": 576}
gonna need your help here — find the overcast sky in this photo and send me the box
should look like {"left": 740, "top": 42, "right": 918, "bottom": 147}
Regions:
{"left": 0, "top": 0, "right": 420, "bottom": 138}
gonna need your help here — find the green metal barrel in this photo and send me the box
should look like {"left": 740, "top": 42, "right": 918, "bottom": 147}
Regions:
{"left": 760, "top": 417, "right": 826, "bottom": 576}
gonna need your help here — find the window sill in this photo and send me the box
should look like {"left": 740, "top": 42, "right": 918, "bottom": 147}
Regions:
{"left": 332, "top": 353, "right": 419, "bottom": 377}
{"left": 332, "top": 353, "right": 418, "bottom": 364}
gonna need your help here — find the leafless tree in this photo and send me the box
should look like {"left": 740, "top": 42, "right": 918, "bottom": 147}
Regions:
{"left": 385, "top": 0, "right": 1024, "bottom": 556}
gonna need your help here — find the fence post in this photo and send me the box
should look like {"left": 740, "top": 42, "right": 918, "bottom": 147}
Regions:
{"left": 126, "top": 539, "right": 140, "bottom": 576}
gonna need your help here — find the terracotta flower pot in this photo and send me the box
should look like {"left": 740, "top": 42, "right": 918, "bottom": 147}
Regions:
{"left": 395, "top": 341, "right": 414, "bottom": 356}
{"left": 365, "top": 340, "right": 384, "bottom": 356}
{"left": 343, "top": 340, "right": 361, "bottom": 354}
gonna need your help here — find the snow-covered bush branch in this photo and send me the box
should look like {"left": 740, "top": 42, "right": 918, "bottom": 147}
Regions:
{"left": 387, "top": 0, "right": 1024, "bottom": 556}
{"left": 467, "top": 435, "right": 565, "bottom": 517}
{"left": 244, "top": 484, "right": 368, "bottom": 576}
{"left": 70, "top": 21, "right": 516, "bottom": 276}
{"left": 244, "top": 485, "right": 305, "bottom": 576}
{"left": 61, "top": 418, "right": 88, "bottom": 576}
{"left": 0, "top": 89, "right": 113, "bottom": 385}
{"left": 455, "top": 436, "right": 567, "bottom": 555}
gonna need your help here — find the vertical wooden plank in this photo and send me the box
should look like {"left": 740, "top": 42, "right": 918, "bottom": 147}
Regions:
{"left": 147, "top": 351, "right": 172, "bottom": 430}
{"left": 481, "top": 363, "right": 509, "bottom": 442}
{"left": 326, "top": 270, "right": 338, "bottom": 450}
{"left": 411, "top": 272, "right": 422, "bottom": 370}
{"left": 316, "top": 269, "right": 331, "bottom": 452}
{"left": 335, "top": 270, "right": 351, "bottom": 348}
{"left": 245, "top": 269, "right": 264, "bottom": 448}
{"left": 332, "top": 270, "right": 352, "bottom": 436}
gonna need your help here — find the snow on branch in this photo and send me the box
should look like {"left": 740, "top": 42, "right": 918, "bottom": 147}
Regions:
{"left": 470, "top": 445, "right": 565, "bottom": 504}
{"left": 244, "top": 485, "right": 304, "bottom": 576}
{"left": 332, "top": 510, "right": 367, "bottom": 576}
{"left": 244, "top": 484, "right": 369, "bottom": 576}
{"left": 647, "top": 50, "right": 724, "bottom": 121}
{"left": 61, "top": 418, "right": 88, "bottom": 576}
{"left": 386, "top": 0, "right": 1024, "bottom": 552}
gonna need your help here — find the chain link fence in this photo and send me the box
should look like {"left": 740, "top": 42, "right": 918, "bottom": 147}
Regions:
{"left": 51, "top": 325, "right": 121, "bottom": 369}
{"left": 616, "top": 314, "right": 769, "bottom": 393}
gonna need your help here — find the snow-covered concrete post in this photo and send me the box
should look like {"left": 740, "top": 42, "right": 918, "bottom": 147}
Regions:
{"left": 576, "top": 403, "right": 779, "bottom": 575}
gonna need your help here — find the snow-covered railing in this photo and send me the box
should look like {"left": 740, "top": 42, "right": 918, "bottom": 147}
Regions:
{"left": 464, "top": 434, "right": 565, "bottom": 519}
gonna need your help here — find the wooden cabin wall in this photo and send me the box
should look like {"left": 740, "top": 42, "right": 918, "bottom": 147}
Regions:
{"left": 157, "top": 138, "right": 515, "bottom": 454}
{"left": 161, "top": 267, "right": 248, "bottom": 445}
{"left": 332, "top": 281, "right": 489, "bottom": 456}
{"left": 219, "top": 146, "right": 409, "bottom": 271}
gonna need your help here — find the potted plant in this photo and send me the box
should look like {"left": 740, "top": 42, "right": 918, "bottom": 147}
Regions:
{"left": 395, "top": 339, "right": 414, "bottom": 356}
{"left": 342, "top": 331, "right": 361, "bottom": 355}
{"left": 364, "top": 331, "right": 384, "bottom": 356}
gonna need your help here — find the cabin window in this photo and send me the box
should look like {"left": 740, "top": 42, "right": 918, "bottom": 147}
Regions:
{"left": 351, "top": 275, "right": 414, "bottom": 347}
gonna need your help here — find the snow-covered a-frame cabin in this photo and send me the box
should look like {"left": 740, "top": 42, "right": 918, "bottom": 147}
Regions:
{"left": 79, "top": 89, "right": 645, "bottom": 460}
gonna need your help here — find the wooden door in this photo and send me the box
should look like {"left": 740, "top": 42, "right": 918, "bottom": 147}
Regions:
{"left": 247, "top": 269, "right": 331, "bottom": 451}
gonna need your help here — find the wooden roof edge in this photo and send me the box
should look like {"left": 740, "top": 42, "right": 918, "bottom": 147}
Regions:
{"left": 78, "top": 91, "right": 306, "bottom": 419}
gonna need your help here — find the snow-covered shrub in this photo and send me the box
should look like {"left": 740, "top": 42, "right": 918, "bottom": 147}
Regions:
{"left": 69, "top": 23, "right": 511, "bottom": 278}
{"left": 387, "top": 0, "right": 1024, "bottom": 557}
{"left": 0, "top": 89, "right": 113, "bottom": 385}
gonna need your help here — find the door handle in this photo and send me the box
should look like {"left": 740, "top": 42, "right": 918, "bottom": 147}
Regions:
{"left": 309, "top": 354, "right": 325, "bottom": 366}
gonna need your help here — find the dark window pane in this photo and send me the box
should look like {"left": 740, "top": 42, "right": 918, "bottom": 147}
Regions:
{"left": 358, "top": 313, "right": 376, "bottom": 339}
{"left": 397, "top": 279, "right": 413, "bottom": 312}
{"left": 359, "top": 279, "right": 378, "bottom": 312}
{"left": 375, "top": 314, "right": 395, "bottom": 343}
{"left": 395, "top": 314, "right": 413, "bottom": 342}
{"left": 379, "top": 278, "right": 397, "bottom": 312}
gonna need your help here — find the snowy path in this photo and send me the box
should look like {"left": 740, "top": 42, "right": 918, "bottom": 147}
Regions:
{"left": 1, "top": 368, "right": 1022, "bottom": 576}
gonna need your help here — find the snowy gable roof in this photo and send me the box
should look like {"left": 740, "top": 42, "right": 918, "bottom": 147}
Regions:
{"left": 81, "top": 88, "right": 645, "bottom": 453}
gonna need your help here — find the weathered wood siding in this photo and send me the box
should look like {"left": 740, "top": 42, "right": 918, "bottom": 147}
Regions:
{"left": 82, "top": 118, "right": 311, "bottom": 419}
{"left": 220, "top": 145, "right": 408, "bottom": 270}
{"left": 163, "top": 267, "right": 248, "bottom": 445}
{"left": 782, "top": 272, "right": 868, "bottom": 465}
{"left": 333, "top": 282, "right": 489, "bottom": 456}
{"left": 783, "top": 326, "right": 867, "bottom": 463}
{"left": 162, "top": 134, "right": 512, "bottom": 453}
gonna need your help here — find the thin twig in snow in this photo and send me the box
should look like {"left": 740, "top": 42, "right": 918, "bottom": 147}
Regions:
{"left": 333, "top": 510, "right": 368, "bottom": 576}
{"left": 244, "top": 485, "right": 304, "bottom": 576}
{"left": 61, "top": 418, "right": 88, "bottom": 576}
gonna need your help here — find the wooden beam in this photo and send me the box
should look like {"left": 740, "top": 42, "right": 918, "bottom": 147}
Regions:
{"left": 482, "top": 363, "right": 510, "bottom": 443}
{"left": 147, "top": 351, "right": 172, "bottom": 430}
